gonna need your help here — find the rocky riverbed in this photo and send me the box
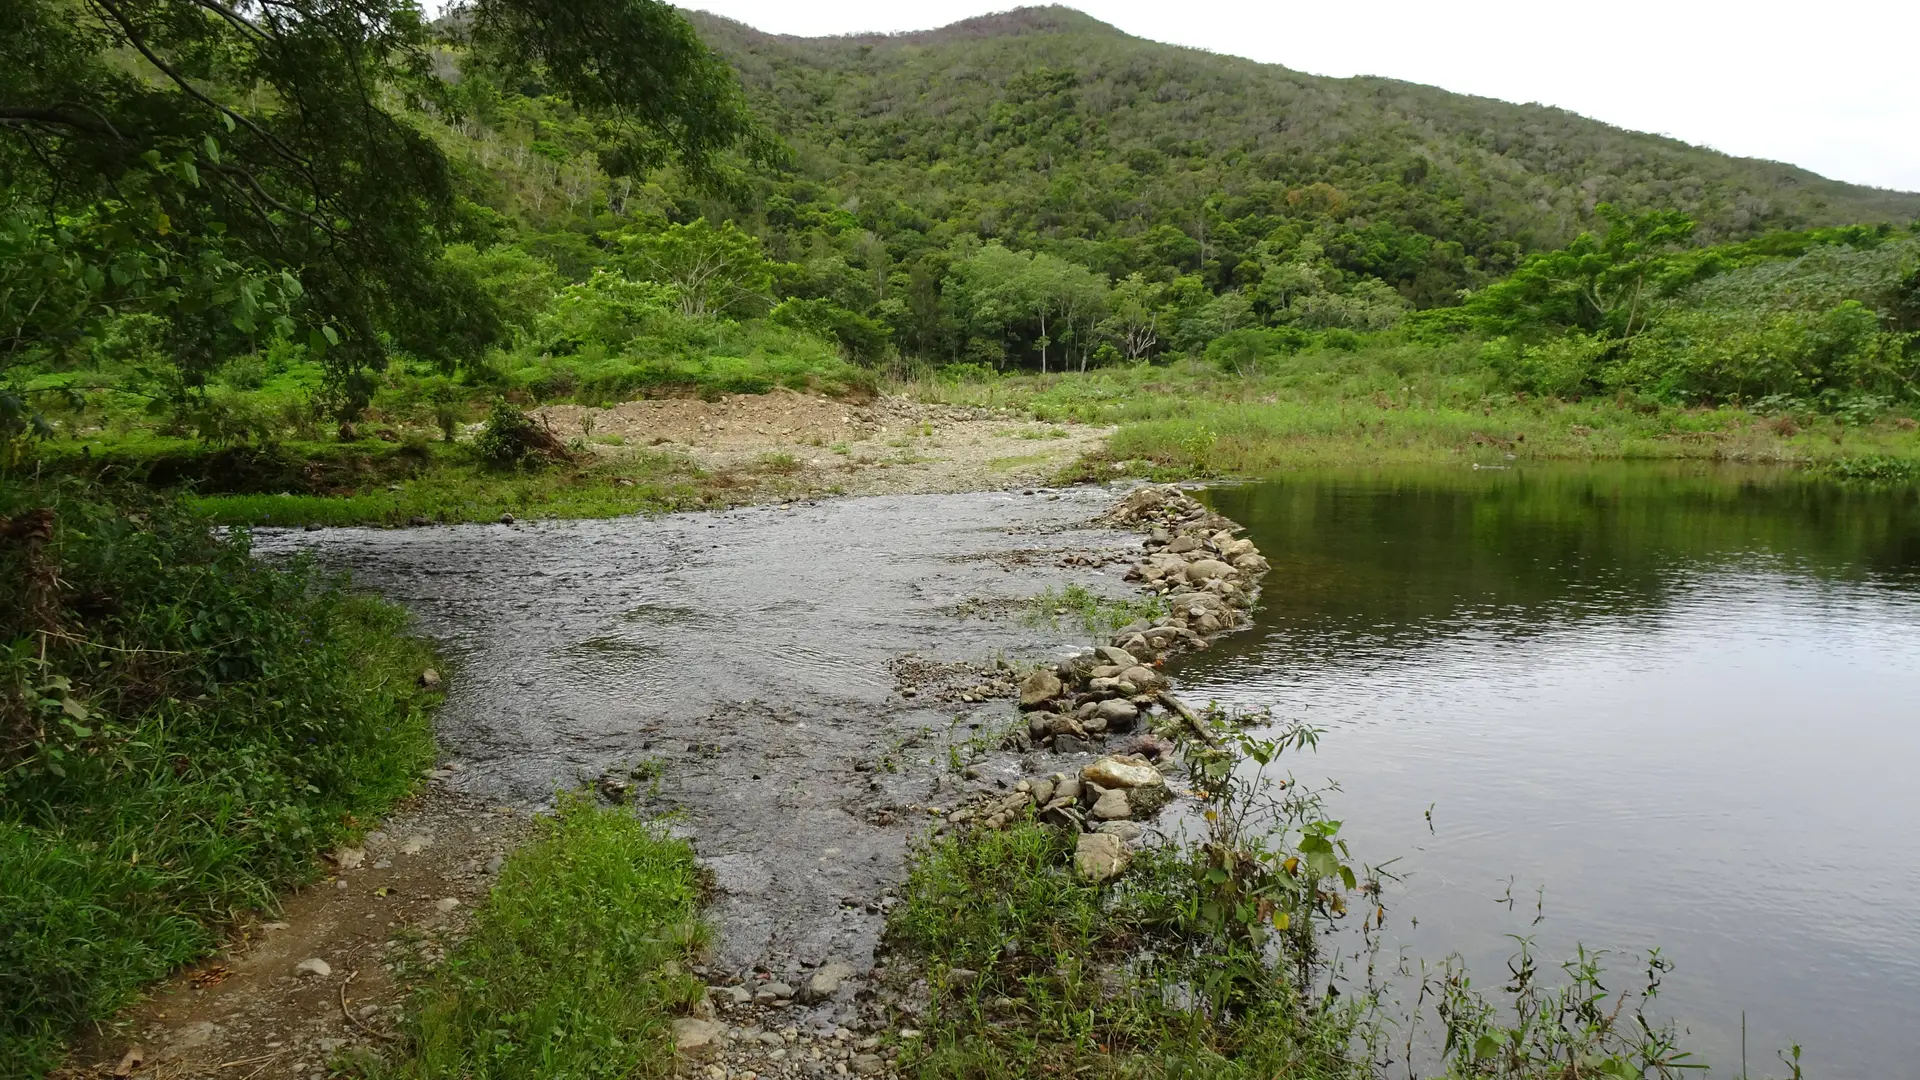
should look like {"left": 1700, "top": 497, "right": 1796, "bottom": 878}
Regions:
{"left": 82, "top": 483, "right": 1267, "bottom": 1080}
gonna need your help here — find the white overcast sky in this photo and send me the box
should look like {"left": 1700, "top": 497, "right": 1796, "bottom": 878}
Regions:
{"left": 675, "top": 0, "right": 1920, "bottom": 194}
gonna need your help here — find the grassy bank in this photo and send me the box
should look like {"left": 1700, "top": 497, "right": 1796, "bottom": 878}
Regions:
{"left": 899, "top": 350, "right": 1920, "bottom": 482}
{"left": 188, "top": 450, "right": 720, "bottom": 528}
{"left": 0, "top": 486, "right": 440, "bottom": 1078}
{"left": 370, "top": 798, "right": 705, "bottom": 1080}
{"left": 33, "top": 433, "right": 747, "bottom": 528}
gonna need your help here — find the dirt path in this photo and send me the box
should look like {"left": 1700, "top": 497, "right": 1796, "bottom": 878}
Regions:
{"left": 58, "top": 789, "right": 526, "bottom": 1080}
{"left": 533, "top": 390, "right": 1114, "bottom": 498}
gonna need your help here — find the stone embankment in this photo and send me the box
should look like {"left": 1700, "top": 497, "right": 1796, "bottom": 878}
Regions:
{"left": 931, "top": 484, "right": 1269, "bottom": 884}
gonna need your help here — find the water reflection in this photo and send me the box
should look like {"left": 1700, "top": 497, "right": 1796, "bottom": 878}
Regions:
{"left": 1178, "top": 465, "right": 1920, "bottom": 1079}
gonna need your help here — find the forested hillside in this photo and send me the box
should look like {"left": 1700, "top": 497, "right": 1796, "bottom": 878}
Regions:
{"left": 416, "top": 4, "right": 1920, "bottom": 377}
{"left": 693, "top": 4, "right": 1920, "bottom": 301}
{"left": 7, "top": 1, "right": 1920, "bottom": 444}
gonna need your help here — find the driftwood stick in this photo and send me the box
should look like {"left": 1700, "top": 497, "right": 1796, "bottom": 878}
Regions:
{"left": 1157, "top": 690, "right": 1217, "bottom": 747}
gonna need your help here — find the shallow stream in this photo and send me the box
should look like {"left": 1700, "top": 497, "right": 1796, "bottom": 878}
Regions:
{"left": 1182, "top": 465, "right": 1920, "bottom": 1078}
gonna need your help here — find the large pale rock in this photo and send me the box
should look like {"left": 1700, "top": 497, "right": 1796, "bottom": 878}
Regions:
{"left": 673, "top": 1017, "right": 727, "bottom": 1059}
{"left": 294, "top": 958, "right": 332, "bottom": 979}
{"left": 1082, "top": 754, "right": 1165, "bottom": 791}
{"left": 1091, "top": 788, "right": 1132, "bottom": 820}
{"left": 1074, "top": 832, "right": 1131, "bottom": 882}
{"left": 1094, "top": 645, "right": 1137, "bottom": 668}
{"left": 805, "top": 960, "right": 855, "bottom": 1003}
{"left": 1094, "top": 698, "right": 1139, "bottom": 726}
{"left": 1223, "top": 538, "right": 1257, "bottom": 559}
{"left": 1119, "top": 665, "right": 1162, "bottom": 691}
{"left": 1019, "top": 668, "right": 1064, "bottom": 709}
{"left": 1185, "top": 559, "right": 1235, "bottom": 583}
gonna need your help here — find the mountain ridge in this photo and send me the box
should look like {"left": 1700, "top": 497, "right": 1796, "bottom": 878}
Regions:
{"left": 683, "top": 3, "right": 1919, "bottom": 248}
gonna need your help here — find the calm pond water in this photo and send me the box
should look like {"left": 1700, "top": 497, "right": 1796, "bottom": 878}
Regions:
{"left": 1180, "top": 465, "right": 1920, "bottom": 1079}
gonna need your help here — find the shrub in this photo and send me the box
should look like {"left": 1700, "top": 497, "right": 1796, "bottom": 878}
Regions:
{"left": 473, "top": 400, "right": 568, "bottom": 467}
{"left": 1206, "top": 328, "right": 1311, "bottom": 375}
{"left": 1484, "top": 333, "right": 1612, "bottom": 398}
{"left": 1610, "top": 303, "right": 1916, "bottom": 406}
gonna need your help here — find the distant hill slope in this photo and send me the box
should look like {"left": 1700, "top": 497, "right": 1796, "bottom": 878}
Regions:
{"left": 686, "top": 6, "right": 1920, "bottom": 301}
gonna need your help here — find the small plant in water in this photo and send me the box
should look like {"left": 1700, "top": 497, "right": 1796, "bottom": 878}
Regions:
{"left": 1021, "top": 583, "right": 1164, "bottom": 639}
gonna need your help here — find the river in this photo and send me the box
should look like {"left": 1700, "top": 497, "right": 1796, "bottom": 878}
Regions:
{"left": 1181, "top": 464, "right": 1920, "bottom": 1079}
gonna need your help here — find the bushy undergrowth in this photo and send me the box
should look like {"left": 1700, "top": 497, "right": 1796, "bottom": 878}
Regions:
{"left": 0, "top": 486, "right": 438, "bottom": 1077}
{"left": 1472, "top": 227, "right": 1920, "bottom": 413}
{"left": 371, "top": 797, "right": 705, "bottom": 1080}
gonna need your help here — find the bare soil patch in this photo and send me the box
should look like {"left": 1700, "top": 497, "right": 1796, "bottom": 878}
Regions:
{"left": 534, "top": 389, "right": 1112, "bottom": 499}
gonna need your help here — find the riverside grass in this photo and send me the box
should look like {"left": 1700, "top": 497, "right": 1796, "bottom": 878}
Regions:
{"left": 31, "top": 340, "right": 1920, "bottom": 531}
{"left": 900, "top": 350, "right": 1920, "bottom": 480}
{"left": 372, "top": 797, "right": 706, "bottom": 1080}
{"left": 0, "top": 486, "right": 440, "bottom": 1078}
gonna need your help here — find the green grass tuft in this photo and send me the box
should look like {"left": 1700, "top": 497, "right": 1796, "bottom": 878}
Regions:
{"left": 372, "top": 797, "right": 706, "bottom": 1080}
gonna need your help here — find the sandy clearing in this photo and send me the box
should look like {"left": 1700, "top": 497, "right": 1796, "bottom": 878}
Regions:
{"left": 532, "top": 389, "right": 1114, "bottom": 497}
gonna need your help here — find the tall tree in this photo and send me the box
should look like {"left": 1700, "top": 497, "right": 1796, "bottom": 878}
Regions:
{"left": 0, "top": 0, "right": 759, "bottom": 413}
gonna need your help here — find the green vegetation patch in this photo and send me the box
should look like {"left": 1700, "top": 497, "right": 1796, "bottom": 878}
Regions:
{"left": 372, "top": 797, "right": 705, "bottom": 1080}
{"left": 0, "top": 486, "right": 439, "bottom": 1077}
{"left": 886, "top": 822, "right": 1363, "bottom": 1079}
{"left": 1022, "top": 584, "right": 1166, "bottom": 640}
{"left": 887, "top": 722, "right": 1712, "bottom": 1079}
